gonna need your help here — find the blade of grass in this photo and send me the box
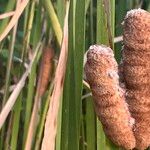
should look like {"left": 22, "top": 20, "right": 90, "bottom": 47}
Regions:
{"left": 25, "top": 85, "right": 42, "bottom": 150}
{"left": 10, "top": 93, "right": 22, "bottom": 150}
{"left": 22, "top": 59, "right": 37, "bottom": 147}
{"left": 80, "top": 115, "right": 86, "bottom": 150}
{"left": 42, "top": 0, "right": 62, "bottom": 46}
{"left": 60, "top": 1, "right": 76, "bottom": 150}
{"left": 89, "top": 0, "right": 94, "bottom": 44}
{"left": 23, "top": 1, "right": 29, "bottom": 35}
{"left": 74, "top": 0, "right": 86, "bottom": 120}
{"left": 85, "top": 97, "right": 96, "bottom": 150}
{"left": 57, "top": 0, "right": 65, "bottom": 28}
{"left": 68, "top": 0, "right": 86, "bottom": 149}
{"left": 96, "top": 0, "right": 107, "bottom": 149}
{"left": 97, "top": 0, "right": 108, "bottom": 45}
{"left": 34, "top": 82, "right": 54, "bottom": 150}
{"left": 85, "top": 0, "right": 91, "bottom": 13}
{"left": 31, "top": 1, "right": 42, "bottom": 48}
{"left": 55, "top": 94, "right": 62, "bottom": 150}
{"left": 110, "top": 0, "right": 115, "bottom": 48}
{"left": 103, "top": 0, "right": 113, "bottom": 48}
{"left": 4, "top": 113, "right": 13, "bottom": 150}
{"left": 21, "top": 0, "right": 36, "bottom": 60}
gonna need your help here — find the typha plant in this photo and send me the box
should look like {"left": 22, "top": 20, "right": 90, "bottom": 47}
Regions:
{"left": 122, "top": 9, "right": 150, "bottom": 150}
{"left": 38, "top": 46, "right": 54, "bottom": 97}
{"left": 84, "top": 44, "right": 136, "bottom": 150}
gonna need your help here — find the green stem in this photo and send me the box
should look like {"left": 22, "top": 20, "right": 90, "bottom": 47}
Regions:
{"left": 42, "top": 0, "right": 62, "bottom": 46}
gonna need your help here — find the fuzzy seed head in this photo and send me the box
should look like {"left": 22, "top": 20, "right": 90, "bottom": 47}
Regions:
{"left": 38, "top": 47, "right": 54, "bottom": 97}
{"left": 122, "top": 9, "right": 150, "bottom": 150}
{"left": 123, "top": 9, "right": 150, "bottom": 51}
{"left": 85, "top": 45, "right": 136, "bottom": 150}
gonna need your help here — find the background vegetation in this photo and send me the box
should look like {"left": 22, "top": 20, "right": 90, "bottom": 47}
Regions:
{"left": 0, "top": 0, "right": 149, "bottom": 150}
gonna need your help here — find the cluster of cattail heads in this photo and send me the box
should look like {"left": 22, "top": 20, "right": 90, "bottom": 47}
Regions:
{"left": 85, "top": 9, "right": 150, "bottom": 150}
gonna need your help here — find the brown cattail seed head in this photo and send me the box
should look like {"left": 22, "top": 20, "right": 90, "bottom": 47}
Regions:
{"left": 38, "top": 46, "right": 54, "bottom": 97}
{"left": 122, "top": 9, "right": 150, "bottom": 150}
{"left": 123, "top": 8, "right": 150, "bottom": 51}
{"left": 84, "top": 45, "right": 135, "bottom": 150}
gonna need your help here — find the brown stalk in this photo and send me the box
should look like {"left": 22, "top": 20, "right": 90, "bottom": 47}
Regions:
{"left": 0, "top": 11, "right": 15, "bottom": 20}
{"left": 25, "top": 46, "right": 54, "bottom": 150}
{"left": 41, "top": 2, "right": 69, "bottom": 150}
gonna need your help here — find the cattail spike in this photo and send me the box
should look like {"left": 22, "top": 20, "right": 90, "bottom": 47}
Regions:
{"left": 38, "top": 46, "right": 54, "bottom": 97}
{"left": 84, "top": 44, "right": 135, "bottom": 150}
{"left": 122, "top": 9, "right": 150, "bottom": 150}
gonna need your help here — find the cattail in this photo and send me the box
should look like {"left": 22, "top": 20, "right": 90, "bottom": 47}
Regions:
{"left": 38, "top": 46, "right": 54, "bottom": 97}
{"left": 84, "top": 45, "right": 135, "bottom": 150}
{"left": 122, "top": 9, "right": 150, "bottom": 150}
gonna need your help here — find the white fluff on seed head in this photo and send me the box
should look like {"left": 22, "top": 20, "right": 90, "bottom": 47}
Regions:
{"left": 126, "top": 8, "right": 146, "bottom": 18}
{"left": 89, "top": 44, "right": 114, "bottom": 56}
